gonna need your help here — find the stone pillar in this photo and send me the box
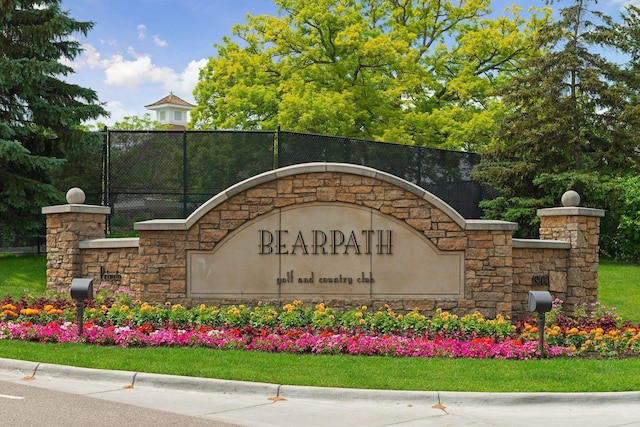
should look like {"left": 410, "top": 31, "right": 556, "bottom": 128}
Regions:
{"left": 41, "top": 188, "right": 111, "bottom": 289}
{"left": 537, "top": 191, "right": 604, "bottom": 311}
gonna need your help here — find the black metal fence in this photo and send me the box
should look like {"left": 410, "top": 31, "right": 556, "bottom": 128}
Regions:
{"left": 0, "top": 129, "right": 494, "bottom": 248}
{"left": 97, "top": 129, "right": 494, "bottom": 233}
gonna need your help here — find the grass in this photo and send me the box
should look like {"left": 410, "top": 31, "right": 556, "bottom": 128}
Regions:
{"left": 0, "top": 254, "right": 46, "bottom": 298}
{"left": 1, "top": 341, "right": 639, "bottom": 392}
{"left": 597, "top": 261, "right": 640, "bottom": 323}
{"left": 0, "top": 254, "right": 639, "bottom": 392}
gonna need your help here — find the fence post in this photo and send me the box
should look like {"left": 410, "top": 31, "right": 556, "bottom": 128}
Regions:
{"left": 102, "top": 126, "right": 111, "bottom": 234}
{"left": 417, "top": 146, "right": 422, "bottom": 186}
{"left": 182, "top": 130, "right": 188, "bottom": 218}
{"left": 275, "top": 126, "right": 281, "bottom": 169}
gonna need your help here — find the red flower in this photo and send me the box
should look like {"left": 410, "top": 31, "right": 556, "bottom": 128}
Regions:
{"left": 471, "top": 337, "right": 493, "bottom": 345}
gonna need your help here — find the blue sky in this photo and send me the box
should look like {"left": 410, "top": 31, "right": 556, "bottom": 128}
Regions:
{"left": 60, "top": 0, "right": 632, "bottom": 126}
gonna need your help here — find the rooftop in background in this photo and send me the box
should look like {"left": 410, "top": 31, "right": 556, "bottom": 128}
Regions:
{"left": 145, "top": 93, "right": 196, "bottom": 109}
{"left": 145, "top": 93, "right": 195, "bottom": 130}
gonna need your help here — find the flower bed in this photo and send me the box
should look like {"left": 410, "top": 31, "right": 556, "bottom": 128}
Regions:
{"left": 1, "top": 292, "right": 639, "bottom": 359}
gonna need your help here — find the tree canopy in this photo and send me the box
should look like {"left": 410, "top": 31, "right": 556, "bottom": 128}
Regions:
{"left": 0, "top": 0, "right": 106, "bottom": 243}
{"left": 475, "top": 0, "right": 640, "bottom": 239}
{"left": 93, "top": 113, "right": 173, "bottom": 131}
{"left": 191, "top": 0, "right": 550, "bottom": 150}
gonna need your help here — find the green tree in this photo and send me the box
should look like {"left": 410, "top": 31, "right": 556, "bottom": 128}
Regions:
{"left": 0, "top": 0, "right": 106, "bottom": 243}
{"left": 192, "top": 0, "right": 549, "bottom": 150}
{"left": 475, "top": 0, "right": 640, "bottom": 240}
{"left": 102, "top": 113, "right": 173, "bottom": 131}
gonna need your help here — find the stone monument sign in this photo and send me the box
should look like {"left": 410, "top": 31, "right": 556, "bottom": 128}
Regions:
{"left": 43, "top": 163, "right": 604, "bottom": 318}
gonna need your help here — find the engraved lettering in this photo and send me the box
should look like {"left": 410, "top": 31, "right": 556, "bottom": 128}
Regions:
{"left": 312, "top": 230, "right": 328, "bottom": 255}
{"left": 331, "top": 230, "right": 345, "bottom": 254}
{"left": 291, "top": 231, "right": 309, "bottom": 255}
{"left": 276, "top": 230, "right": 289, "bottom": 254}
{"left": 344, "top": 231, "right": 362, "bottom": 254}
{"left": 258, "top": 230, "right": 273, "bottom": 254}
{"left": 377, "top": 230, "right": 393, "bottom": 254}
{"left": 259, "top": 229, "right": 393, "bottom": 255}
{"left": 362, "top": 230, "right": 375, "bottom": 254}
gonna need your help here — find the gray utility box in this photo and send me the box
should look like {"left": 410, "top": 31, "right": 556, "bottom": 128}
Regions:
{"left": 70, "top": 278, "right": 94, "bottom": 300}
{"left": 528, "top": 290, "right": 552, "bottom": 313}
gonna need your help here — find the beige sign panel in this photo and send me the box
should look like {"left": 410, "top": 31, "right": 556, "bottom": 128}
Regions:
{"left": 188, "top": 203, "right": 464, "bottom": 299}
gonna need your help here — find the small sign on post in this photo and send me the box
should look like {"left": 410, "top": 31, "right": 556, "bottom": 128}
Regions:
{"left": 70, "top": 278, "right": 93, "bottom": 335}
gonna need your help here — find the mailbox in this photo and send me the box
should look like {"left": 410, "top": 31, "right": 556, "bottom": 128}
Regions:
{"left": 70, "top": 278, "right": 93, "bottom": 300}
{"left": 528, "top": 290, "right": 552, "bottom": 313}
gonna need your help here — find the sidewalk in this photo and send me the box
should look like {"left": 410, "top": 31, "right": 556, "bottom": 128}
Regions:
{"left": 1, "top": 357, "right": 639, "bottom": 427}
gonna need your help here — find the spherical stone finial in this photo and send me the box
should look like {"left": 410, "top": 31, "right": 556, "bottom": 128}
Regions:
{"left": 561, "top": 190, "right": 580, "bottom": 207}
{"left": 66, "top": 187, "right": 86, "bottom": 204}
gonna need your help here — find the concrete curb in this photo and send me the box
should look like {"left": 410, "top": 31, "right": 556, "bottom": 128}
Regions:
{"left": 1, "top": 357, "right": 638, "bottom": 406}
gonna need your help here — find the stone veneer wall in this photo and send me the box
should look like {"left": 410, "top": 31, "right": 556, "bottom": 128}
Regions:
{"left": 512, "top": 244, "right": 570, "bottom": 315}
{"left": 43, "top": 163, "right": 603, "bottom": 319}
{"left": 537, "top": 208, "right": 603, "bottom": 311}
{"left": 42, "top": 205, "right": 110, "bottom": 289}
{"left": 78, "top": 241, "right": 140, "bottom": 289}
{"left": 134, "top": 168, "right": 516, "bottom": 318}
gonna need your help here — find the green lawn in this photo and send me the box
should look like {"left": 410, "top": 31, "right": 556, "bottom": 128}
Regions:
{"left": 1, "top": 341, "right": 639, "bottom": 392}
{"left": 597, "top": 261, "right": 640, "bottom": 323}
{"left": 0, "top": 254, "right": 46, "bottom": 298}
{"left": 0, "top": 255, "right": 639, "bottom": 392}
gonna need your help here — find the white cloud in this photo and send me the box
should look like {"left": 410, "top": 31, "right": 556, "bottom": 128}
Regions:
{"left": 137, "top": 24, "right": 147, "bottom": 39}
{"left": 98, "top": 38, "right": 118, "bottom": 47}
{"left": 104, "top": 100, "right": 139, "bottom": 123}
{"left": 153, "top": 35, "right": 168, "bottom": 47}
{"left": 65, "top": 42, "right": 207, "bottom": 114}
{"left": 61, "top": 43, "right": 111, "bottom": 70}
{"left": 104, "top": 52, "right": 176, "bottom": 87}
{"left": 177, "top": 59, "right": 208, "bottom": 95}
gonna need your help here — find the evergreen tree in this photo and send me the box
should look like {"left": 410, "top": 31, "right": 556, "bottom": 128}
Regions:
{"left": 475, "top": 0, "right": 640, "bottom": 237}
{"left": 0, "top": 0, "right": 106, "bottom": 243}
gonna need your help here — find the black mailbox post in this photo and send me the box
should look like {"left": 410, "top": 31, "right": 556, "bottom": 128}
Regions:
{"left": 70, "top": 278, "right": 93, "bottom": 335}
{"left": 528, "top": 290, "right": 553, "bottom": 358}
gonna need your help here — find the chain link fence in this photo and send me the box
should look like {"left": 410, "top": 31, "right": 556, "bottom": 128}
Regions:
{"left": 278, "top": 131, "right": 496, "bottom": 219}
{"left": 3, "top": 129, "right": 495, "bottom": 251}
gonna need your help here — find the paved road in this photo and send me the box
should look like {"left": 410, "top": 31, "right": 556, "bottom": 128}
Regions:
{"left": 1, "top": 357, "right": 639, "bottom": 427}
{"left": 0, "top": 380, "right": 237, "bottom": 426}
